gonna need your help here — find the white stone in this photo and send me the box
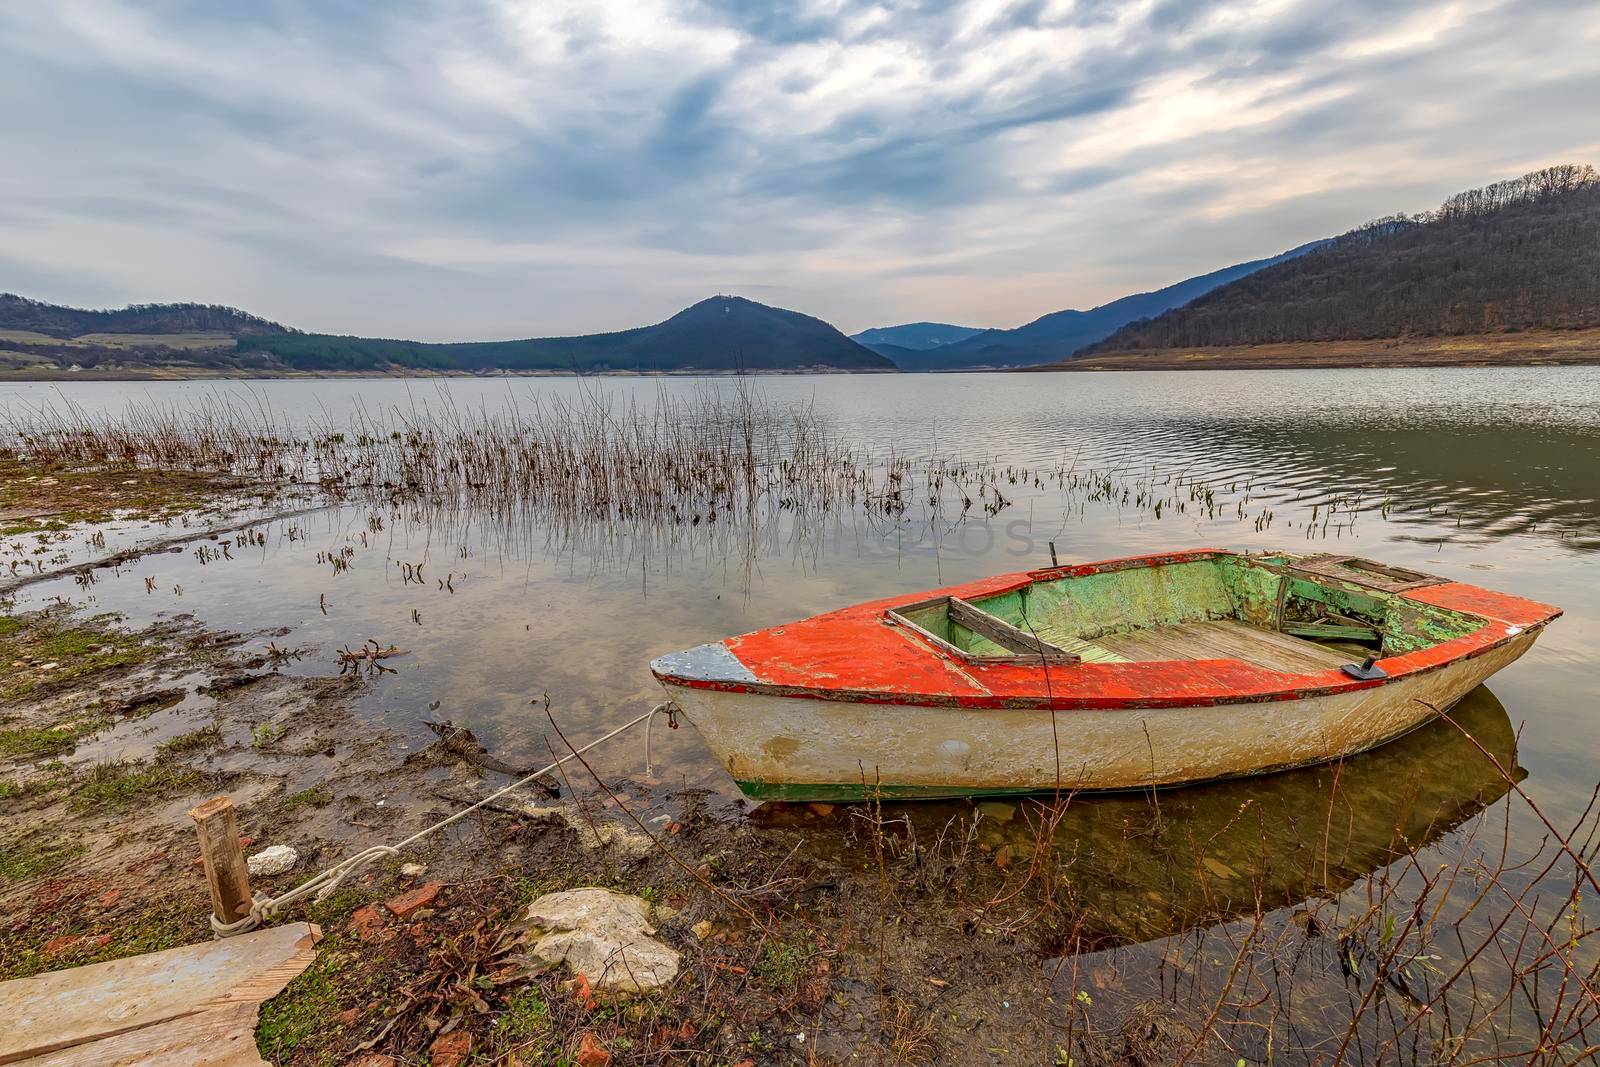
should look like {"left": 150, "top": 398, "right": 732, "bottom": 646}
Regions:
{"left": 246, "top": 844, "right": 299, "bottom": 876}
{"left": 400, "top": 862, "right": 428, "bottom": 877}
{"left": 520, "top": 887, "right": 680, "bottom": 992}
{"left": 976, "top": 801, "right": 1017, "bottom": 824}
{"left": 518, "top": 802, "right": 652, "bottom": 857}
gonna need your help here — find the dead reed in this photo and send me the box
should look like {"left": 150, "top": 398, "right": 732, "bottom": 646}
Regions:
{"left": 1, "top": 383, "right": 1379, "bottom": 566}
{"left": 835, "top": 714, "right": 1600, "bottom": 1065}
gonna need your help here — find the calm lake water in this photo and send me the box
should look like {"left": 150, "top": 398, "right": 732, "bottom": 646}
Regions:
{"left": 4, "top": 368, "right": 1599, "bottom": 980}
{"left": 5, "top": 369, "right": 1597, "bottom": 795}
{"left": 5, "top": 367, "right": 1599, "bottom": 1057}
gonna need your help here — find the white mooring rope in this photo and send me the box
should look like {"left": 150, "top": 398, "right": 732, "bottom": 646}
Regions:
{"left": 211, "top": 701, "right": 679, "bottom": 937}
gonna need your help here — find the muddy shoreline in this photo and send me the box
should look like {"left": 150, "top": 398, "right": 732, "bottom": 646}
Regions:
{"left": 1036, "top": 327, "right": 1600, "bottom": 371}
{"left": 0, "top": 600, "right": 1166, "bottom": 1065}
{"left": 3, "top": 451, "right": 1594, "bottom": 1065}
{"left": 0, "top": 466, "right": 1165, "bottom": 1065}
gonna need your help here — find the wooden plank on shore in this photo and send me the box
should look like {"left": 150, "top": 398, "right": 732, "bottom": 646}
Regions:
{"left": 0, "top": 922, "right": 321, "bottom": 1066}
{"left": 17, "top": 1002, "right": 265, "bottom": 1067}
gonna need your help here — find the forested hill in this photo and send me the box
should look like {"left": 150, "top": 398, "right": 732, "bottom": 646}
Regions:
{"left": 878, "top": 239, "right": 1328, "bottom": 370}
{"left": 0, "top": 293, "right": 286, "bottom": 337}
{"left": 0, "top": 294, "right": 894, "bottom": 376}
{"left": 1080, "top": 165, "right": 1600, "bottom": 356}
{"left": 850, "top": 322, "right": 983, "bottom": 351}
{"left": 239, "top": 296, "right": 894, "bottom": 373}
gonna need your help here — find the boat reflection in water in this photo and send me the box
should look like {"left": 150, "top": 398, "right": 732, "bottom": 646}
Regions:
{"left": 766, "top": 685, "right": 1519, "bottom": 949}
{"left": 1032, "top": 684, "right": 1519, "bottom": 946}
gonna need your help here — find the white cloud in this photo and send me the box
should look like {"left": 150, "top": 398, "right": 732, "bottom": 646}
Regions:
{"left": 0, "top": 0, "right": 1594, "bottom": 338}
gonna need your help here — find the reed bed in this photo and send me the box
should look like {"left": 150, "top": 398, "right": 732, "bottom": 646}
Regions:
{"left": 2, "top": 383, "right": 1369, "bottom": 557}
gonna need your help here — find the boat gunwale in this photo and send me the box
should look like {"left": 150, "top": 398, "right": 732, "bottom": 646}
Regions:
{"left": 649, "top": 548, "right": 1563, "bottom": 712}
{"left": 655, "top": 617, "right": 1555, "bottom": 711}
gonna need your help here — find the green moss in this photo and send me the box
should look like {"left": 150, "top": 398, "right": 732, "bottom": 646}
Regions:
{"left": 510, "top": 875, "right": 565, "bottom": 908}
{"left": 0, "top": 456, "right": 246, "bottom": 525}
{"left": 755, "top": 936, "right": 811, "bottom": 995}
{"left": 0, "top": 836, "right": 84, "bottom": 885}
{"left": 0, "top": 614, "right": 154, "bottom": 701}
{"left": 256, "top": 943, "right": 371, "bottom": 1057}
{"left": 280, "top": 786, "right": 333, "bottom": 811}
{"left": 91, "top": 906, "right": 192, "bottom": 961}
{"left": 0, "top": 726, "right": 82, "bottom": 758}
{"left": 71, "top": 760, "right": 198, "bottom": 811}
{"left": 497, "top": 985, "right": 552, "bottom": 1044}
{"left": 0, "top": 773, "right": 61, "bottom": 801}
{"left": 0, "top": 520, "right": 69, "bottom": 536}
{"left": 0, "top": 900, "right": 195, "bottom": 981}
{"left": 306, "top": 889, "right": 364, "bottom": 926}
{"left": 160, "top": 725, "right": 222, "bottom": 754}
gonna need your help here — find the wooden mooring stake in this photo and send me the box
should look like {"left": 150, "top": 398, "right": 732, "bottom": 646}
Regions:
{"left": 188, "top": 795, "right": 253, "bottom": 929}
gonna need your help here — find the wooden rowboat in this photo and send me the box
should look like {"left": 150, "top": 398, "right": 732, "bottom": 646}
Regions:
{"left": 652, "top": 549, "right": 1560, "bottom": 802}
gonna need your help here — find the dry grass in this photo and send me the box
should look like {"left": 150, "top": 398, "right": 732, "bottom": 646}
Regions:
{"left": 1, "top": 381, "right": 1358, "bottom": 553}
{"left": 1053, "top": 326, "right": 1600, "bottom": 372}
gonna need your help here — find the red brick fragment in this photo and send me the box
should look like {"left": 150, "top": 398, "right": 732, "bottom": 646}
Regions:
{"left": 349, "top": 904, "right": 393, "bottom": 944}
{"left": 576, "top": 1032, "right": 611, "bottom": 1067}
{"left": 40, "top": 933, "right": 110, "bottom": 958}
{"left": 383, "top": 880, "right": 443, "bottom": 919}
{"left": 429, "top": 1030, "right": 472, "bottom": 1067}
{"left": 41, "top": 935, "right": 83, "bottom": 958}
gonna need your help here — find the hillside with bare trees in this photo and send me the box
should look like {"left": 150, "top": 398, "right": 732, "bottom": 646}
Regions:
{"left": 1075, "top": 165, "right": 1600, "bottom": 358}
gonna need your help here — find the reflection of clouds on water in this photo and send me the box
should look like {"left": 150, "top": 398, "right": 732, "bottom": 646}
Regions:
{"left": 4, "top": 368, "right": 1596, "bottom": 801}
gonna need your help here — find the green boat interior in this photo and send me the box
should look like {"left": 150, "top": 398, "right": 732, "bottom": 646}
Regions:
{"left": 888, "top": 553, "right": 1484, "bottom": 673}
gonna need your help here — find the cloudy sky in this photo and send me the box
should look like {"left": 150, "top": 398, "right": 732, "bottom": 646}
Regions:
{"left": 2, "top": 1, "right": 1596, "bottom": 339}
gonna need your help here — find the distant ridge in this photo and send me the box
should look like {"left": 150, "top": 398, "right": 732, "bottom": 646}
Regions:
{"left": 850, "top": 322, "right": 984, "bottom": 353}
{"left": 1076, "top": 165, "right": 1600, "bottom": 361}
{"left": 241, "top": 296, "right": 894, "bottom": 373}
{"left": 883, "top": 241, "right": 1328, "bottom": 370}
{"left": 0, "top": 292, "right": 286, "bottom": 338}
{"left": 0, "top": 293, "right": 895, "bottom": 376}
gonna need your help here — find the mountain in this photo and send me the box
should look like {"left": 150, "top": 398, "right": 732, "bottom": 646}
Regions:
{"left": 1077, "top": 165, "right": 1600, "bottom": 360}
{"left": 890, "top": 241, "right": 1330, "bottom": 371}
{"left": 0, "top": 294, "right": 895, "bottom": 376}
{"left": 853, "top": 342, "right": 924, "bottom": 366}
{"left": 0, "top": 293, "right": 285, "bottom": 338}
{"left": 850, "top": 322, "right": 984, "bottom": 353}
{"left": 240, "top": 296, "right": 894, "bottom": 373}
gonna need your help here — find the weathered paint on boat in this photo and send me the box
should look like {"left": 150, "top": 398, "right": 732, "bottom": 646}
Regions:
{"left": 651, "top": 549, "right": 1560, "bottom": 801}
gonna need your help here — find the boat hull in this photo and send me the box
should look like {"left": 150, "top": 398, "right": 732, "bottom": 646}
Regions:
{"left": 660, "top": 628, "right": 1541, "bottom": 801}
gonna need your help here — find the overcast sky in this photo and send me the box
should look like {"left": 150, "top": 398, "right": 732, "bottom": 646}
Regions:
{"left": 2, "top": 1, "right": 1596, "bottom": 340}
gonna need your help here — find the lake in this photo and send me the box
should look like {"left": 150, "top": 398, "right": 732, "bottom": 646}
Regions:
{"left": 5, "top": 368, "right": 1596, "bottom": 792}
{"left": 4, "top": 366, "right": 1598, "bottom": 1057}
